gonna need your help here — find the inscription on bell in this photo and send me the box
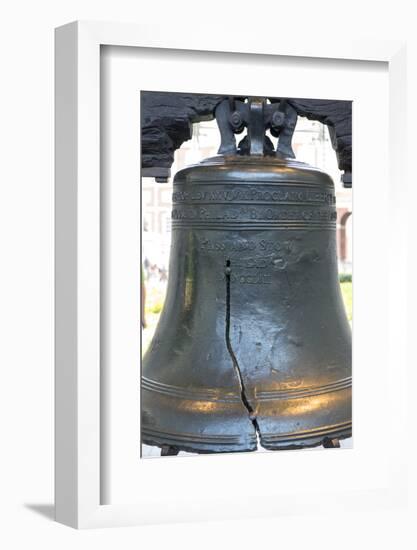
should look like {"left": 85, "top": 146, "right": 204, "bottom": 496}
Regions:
{"left": 200, "top": 238, "right": 290, "bottom": 257}
{"left": 219, "top": 272, "right": 273, "bottom": 285}
{"left": 200, "top": 238, "right": 257, "bottom": 252}
{"left": 172, "top": 206, "right": 336, "bottom": 221}
{"left": 173, "top": 187, "right": 335, "bottom": 204}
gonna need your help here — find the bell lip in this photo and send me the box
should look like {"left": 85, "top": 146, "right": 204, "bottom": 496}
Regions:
{"left": 173, "top": 153, "right": 335, "bottom": 188}
{"left": 141, "top": 424, "right": 352, "bottom": 454}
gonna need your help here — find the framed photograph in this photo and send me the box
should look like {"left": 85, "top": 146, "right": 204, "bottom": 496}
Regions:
{"left": 55, "top": 21, "right": 409, "bottom": 529}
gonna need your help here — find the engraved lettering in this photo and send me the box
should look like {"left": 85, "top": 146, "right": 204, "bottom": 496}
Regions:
{"left": 172, "top": 186, "right": 335, "bottom": 205}
{"left": 173, "top": 205, "right": 336, "bottom": 222}
{"left": 235, "top": 273, "right": 272, "bottom": 285}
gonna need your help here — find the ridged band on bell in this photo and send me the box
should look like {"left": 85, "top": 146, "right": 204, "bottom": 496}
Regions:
{"left": 141, "top": 153, "right": 352, "bottom": 453}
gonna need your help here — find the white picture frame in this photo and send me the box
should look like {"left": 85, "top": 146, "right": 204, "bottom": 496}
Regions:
{"left": 55, "top": 20, "right": 411, "bottom": 529}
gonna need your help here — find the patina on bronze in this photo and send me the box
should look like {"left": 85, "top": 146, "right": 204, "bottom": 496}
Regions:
{"left": 141, "top": 97, "right": 352, "bottom": 454}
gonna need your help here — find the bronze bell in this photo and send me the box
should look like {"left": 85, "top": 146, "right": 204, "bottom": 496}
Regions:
{"left": 141, "top": 97, "right": 352, "bottom": 454}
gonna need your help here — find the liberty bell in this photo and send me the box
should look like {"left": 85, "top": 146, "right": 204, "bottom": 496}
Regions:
{"left": 141, "top": 97, "right": 352, "bottom": 454}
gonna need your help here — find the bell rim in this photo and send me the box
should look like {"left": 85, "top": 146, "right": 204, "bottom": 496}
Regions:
{"left": 142, "top": 421, "right": 352, "bottom": 454}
